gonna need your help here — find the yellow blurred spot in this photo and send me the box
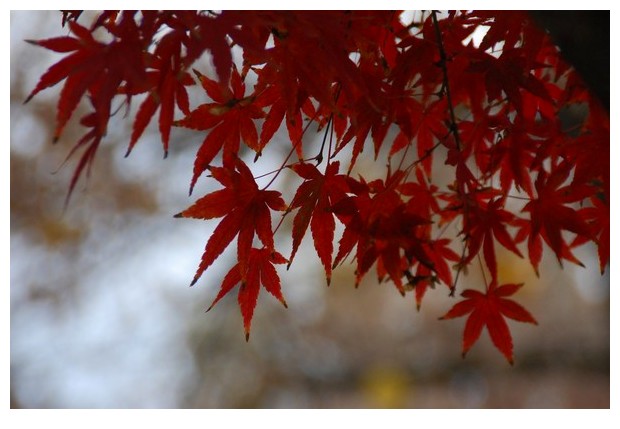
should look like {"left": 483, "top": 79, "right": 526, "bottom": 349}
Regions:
{"left": 39, "top": 217, "right": 83, "bottom": 246}
{"left": 360, "top": 366, "right": 411, "bottom": 408}
{"left": 495, "top": 248, "right": 542, "bottom": 297}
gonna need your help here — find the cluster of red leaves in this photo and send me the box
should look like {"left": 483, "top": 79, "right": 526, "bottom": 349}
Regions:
{"left": 25, "top": 11, "right": 609, "bottom": 363}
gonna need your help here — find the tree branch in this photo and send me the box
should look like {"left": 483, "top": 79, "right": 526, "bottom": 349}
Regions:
{"left": 431, "top": 11, "right": 462, "bottom": 151}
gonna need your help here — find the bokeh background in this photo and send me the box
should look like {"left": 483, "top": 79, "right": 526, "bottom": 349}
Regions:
{"left": 10, "top": 10, "right": 610, "bottom": 408}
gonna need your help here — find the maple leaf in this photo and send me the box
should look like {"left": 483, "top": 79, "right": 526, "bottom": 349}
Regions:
{"left": 440, "top": 282, "right": 538, "bottom": 364}
{"left": 332, "top": 173, "right": 431, "bottom": 292}
{"left": 577, "top": 194, "right": 609, "bottom": 274}
{"left": 486, "top": 119, "right": 538, "bottom": 196}
{"left": 254, "top": 76, "right": 316, "bottom": 159}
{"left": 423, "top": 238, "right": 460, "bottom": 289}
{"left": 207, "top": 248, "right": 288, "bottom": 340}
{"left": 125, "top": 41, "right": 195, "bottom": 157}
{"left": 571, "top": 101, "right": 610, "bottom": 188}
{"left": 175, "top": 159, "right": 286, "bottom": 285}
{"left": 461, "top": 196, "right": 523, "bottom": 281}
{"left": 25, "top": 17, "right": 146, "bottom": 141}
{"left": 405, "top": 239, "right": 460, "bottom": 310}
{"left": 468, "top": 49, "right": 553, "bottom": 112}
{"left": 24, "top": 13, "right": 154, "bottom": 203}
{"left": 337, "top": 94, "right": 390, "bottom": 173}
{"left": 59, "top": 110, "right": 103, "bottom": 207}
{"left": 470, "top": 11, "right": 533, "bottom": 53}
{"left": 522, "top": 161, "right": 593, "bottom": 273}
{"left": 288, "top": 161, "right": 351, "bottom": 284}
{"left": 174, "top": 68, "right": 264, "bottom": 193}
{"left": 388, "top": 97, "right": 448, "bottom": 176}
{"left": 399, "top": 168, "right": 442, "bottom": 216}
{"left": 60, "top": 10, "right": 83, "bottom": 27}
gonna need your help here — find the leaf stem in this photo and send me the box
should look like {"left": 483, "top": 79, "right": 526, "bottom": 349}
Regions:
{"left": 261, "top": 104, "right": 321, "bottom": 191}
{"left": 450, "top": 243, "right": 468, "bottom": 296}
{"left": 315, "top": 114, "right": 333, "bottom": 166}
{"left": 477, "top": 253, "right": 489, "bottom": 291}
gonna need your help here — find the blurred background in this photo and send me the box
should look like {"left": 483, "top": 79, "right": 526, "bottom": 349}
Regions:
{"left": 10, "top": 11, "right": 609, "bottom": 408}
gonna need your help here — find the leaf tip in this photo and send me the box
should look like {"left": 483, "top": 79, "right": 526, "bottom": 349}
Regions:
{"left": 192, "top": 68, "right": 203, "bottom": 80}
{"left": 173, "top": 212, "right": 184, "bottom": 218}
{"left": 245, "top": 332, "right": 250, "bottom": 342}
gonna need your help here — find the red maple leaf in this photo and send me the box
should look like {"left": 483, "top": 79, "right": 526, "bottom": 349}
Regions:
{"left": 174, "top": 67, "right": 264, "bottom": 193}
{"left": 254, "top": 75, "right": 316, "bottom": 159}
{"left": 522, "top": 161, "right": 593, "bottom": 273}
{"left": 59, "top": 109, "right": 102, "bottom": 206}
{"left": 573, "top": 193, "right": 609, "bottom": 275}
{"left": 175, "top": 159, "right": 286, "bottom": 285}
{"left": 124, "top": 39, "right": 195, "bottom": 157}
{"left": 288, "top": 161, "right": 351, "bottom": 284}
{"left": 486, "top": 118, "right": 538, "bottom": 196}
{"left": 25, "top": 18, "right": 146, "bottom": 141}
{"left": 388, "top": 97, "right": 448, "bottom": 176}
{"left": 207, "top": 248, "right": 288, "bottom": 340}
{"left": 404, "top": 239, "right": 460, "bottom": 310}
{"left": 440, "top": 282, "right": 538, "bottom": 364}
{"left": 332, "top": 173, "right": 431, "bottom": 292}
{"left": 461, "top": 196, "right": 523, "bottom": 281}
{"left": 468, "top": 48, "right": 553, "bottom": 112}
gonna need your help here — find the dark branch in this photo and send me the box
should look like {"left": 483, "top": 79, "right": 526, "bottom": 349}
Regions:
{"left": 431, "top": 11, "right": 462, "bottom": 152}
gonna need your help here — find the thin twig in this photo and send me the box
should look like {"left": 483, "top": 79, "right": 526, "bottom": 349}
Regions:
{"left": 431, "top": 11, "right": 462, "bottom": 152}
{"left": 261, "top": 105, "right": 321, "bottom": 191}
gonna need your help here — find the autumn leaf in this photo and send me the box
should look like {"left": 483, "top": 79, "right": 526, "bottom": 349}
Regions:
{"left": 175, "top": 159, "right": 286, "bottom": 285}
{"left": 288, "top": 161, "right": 350, "bottom": 284}
{"left": 440, "top": 282, "right": 538, "bottom": 364}
{"left": 207, "top": 248, "right": 288, "bottom": 340}
{"left": 486, "top": 119, "right": 538, "bottom": 196}
{"left": 254, "top": 70, "right": 316, "bottom": 159}
{"left": 577, "top": 194, "right": 609, "bottom": 274}
{"left": 174, "top": 67, "right": 264, "bottom": 193}
{"left": 25, "top": 18, "right": 146, "bottom": 141}
{"left": 332, "top": 174, "right": 431, "bottom": 292}
{"left": 468, "top": 48, "right": 553, "bottom": 112}
{"left": 125, "top": 50, "right": 195, "bottom": 157}
{"left": 461, "top": 196, "right": 523, "bottom": 282}
{"left": 60, "top": 109, "right": 103, "bottom": 207}
{"left": 522, "top": 161, "right": 593, "bottom": 272}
